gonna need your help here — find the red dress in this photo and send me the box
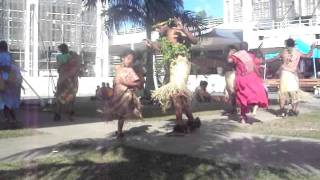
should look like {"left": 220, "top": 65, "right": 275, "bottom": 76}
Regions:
{"left": 231, "top": 50, "right": 268, "bottom": 117}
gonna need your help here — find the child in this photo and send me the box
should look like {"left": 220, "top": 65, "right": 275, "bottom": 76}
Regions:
{"left": 107, "top": 50, "right": 143, "bottom": 138}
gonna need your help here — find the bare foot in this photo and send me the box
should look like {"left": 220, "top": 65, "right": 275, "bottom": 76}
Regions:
{"left": 252, "top": 105, "right": 258, "bottom": 116}
{"left": 240, "top": 116, "right": 247, "bottom": 124}
{"left": 115, "top": 131, "right": 124, "bottom": 139}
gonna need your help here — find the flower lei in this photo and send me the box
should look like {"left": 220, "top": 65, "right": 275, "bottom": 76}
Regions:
{"left": 284, "top": 47, "right": 293, "bottom": 64}
{"left": 159, "top": 37, "right": 190, "bottom": 66}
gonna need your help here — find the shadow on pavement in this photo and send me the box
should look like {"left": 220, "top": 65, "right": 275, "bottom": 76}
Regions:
{"left": 1, "top": 117, "right": 320, "bottom": 179}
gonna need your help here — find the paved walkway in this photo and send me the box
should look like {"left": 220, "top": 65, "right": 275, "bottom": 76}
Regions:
{"left": 1, "top": 98, "right": 320, "bottom": 173}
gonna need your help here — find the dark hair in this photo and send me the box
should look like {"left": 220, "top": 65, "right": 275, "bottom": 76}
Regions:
{"left": 228, "top": 45, "right": 238, "bottom": 51}
{"left": 240, "top": 42, "right": 249, "bottom": 51}
{"left": 121, "top": 49, "right": 135, "bottom": 59}
{"left": 200, "top": 81, "right": 208, "bottom": 87}
{"left": 285, "top": 38, "right": 295, "bottom": 47}
{"left": 0, "top": 41, "right": 8, "bottom": 52}
{"left": 58, "top": 43, "right": 69, "bottom": 54}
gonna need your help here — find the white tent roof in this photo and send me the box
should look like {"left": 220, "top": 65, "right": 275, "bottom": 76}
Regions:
{"left": 192, "top": 25, "right": 243, "bottom": 51}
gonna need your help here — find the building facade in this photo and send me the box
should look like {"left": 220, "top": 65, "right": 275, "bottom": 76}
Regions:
{"left": 0, "top": 0, "right": 109, "bottom": 78}
{"left": 223, "top": 0, "right": 320, "bottom": 49}
{"left": 224, "top": 0, "right": 320, "bottom": 23}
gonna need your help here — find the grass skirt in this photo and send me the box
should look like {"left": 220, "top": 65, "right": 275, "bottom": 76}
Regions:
{"left": 279, "top": 70, "right": 314, "bottom": 103}
{"left": 152, "top": 56, "right": 192, "bottom": 112}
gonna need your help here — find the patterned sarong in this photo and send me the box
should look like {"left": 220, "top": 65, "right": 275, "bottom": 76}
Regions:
{"left": 55, "top": 53, "right": 80, "bottom": 105}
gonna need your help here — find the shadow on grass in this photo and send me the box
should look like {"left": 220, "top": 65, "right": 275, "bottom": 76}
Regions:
{"left": 2, "top": 130, "right": 320, "bottom": 180}
{"left": 1, "top": 111, "right": 320, "bottom": 179}
{"left": 0, "top": 143, "right": 244, "bottom": 180}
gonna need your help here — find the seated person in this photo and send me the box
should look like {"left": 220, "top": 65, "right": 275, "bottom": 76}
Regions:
{"left": 92, "top": 85, "right": 101, "bottom": 100}
{"left": 194, "top": 81, "right": 211, "bottom": 102}
{"left": 100, "top": 82, "right": 113, "bottom": 101}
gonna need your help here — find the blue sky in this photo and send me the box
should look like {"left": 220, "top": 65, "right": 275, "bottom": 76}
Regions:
{"left": 184, "top": 0, "right": 223, "bottom": 18}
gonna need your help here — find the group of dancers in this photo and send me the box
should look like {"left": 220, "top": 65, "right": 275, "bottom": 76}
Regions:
{"left": 0, "top": 17, "right": 316, "bottom": 137}
{"left": 225, "top": 38, "right": 315, "bottom": 122}
{"left": 106, "top": 18, "right": 316, "bottom": 138}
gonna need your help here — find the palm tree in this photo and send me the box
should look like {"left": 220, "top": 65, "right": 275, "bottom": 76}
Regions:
{"left": 82, "top": 0, "right": 205, "bottom": 96}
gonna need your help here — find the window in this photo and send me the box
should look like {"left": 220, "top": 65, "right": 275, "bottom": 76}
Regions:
{"left": 233, "top": 0, "right": 243, "bottom": 22}
{"left": 253, "top": 0, "right": 272, "bottom": 20}
{"left": 276, "top": 0, "right": 294, "bottom": 19}
{"left": 305, "top": 0, "right": 316, "bottom": 16}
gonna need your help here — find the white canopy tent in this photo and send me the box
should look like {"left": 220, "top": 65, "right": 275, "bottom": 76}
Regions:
{"left": 192, "top": 26, "right": 243, "bottom": 51}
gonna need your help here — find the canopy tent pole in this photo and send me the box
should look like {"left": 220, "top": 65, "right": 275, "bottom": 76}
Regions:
{"left": 313, "top": 56, "right": 317, "bottom": 79}
{"left": 263, "top": 63, "right": 267, "bottom": 80}
{"left": 313, "top": 42, "right": 317, "bottom": 79}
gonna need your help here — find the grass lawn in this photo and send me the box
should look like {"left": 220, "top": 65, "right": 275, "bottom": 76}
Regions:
{"left": 0, "top": 143, "right": 318, "bottom": 180}
{"left": 0, "top": 128, "right": 43, "bottom": 139}
{"left": 238, "top": 111, "right": 320, "bottom": 140}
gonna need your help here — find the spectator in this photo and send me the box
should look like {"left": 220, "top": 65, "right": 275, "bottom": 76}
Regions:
{"left": 95, "top": 85, "right": 101, "bottom": 99}
{"left": 106, "top": 83, "right": 113, "bottom": 100}
{"left": 100, "top": 82, "right": 113, "bottom": 100}
{"left": 194, "top": 81, "right": 211, "bottom": 102}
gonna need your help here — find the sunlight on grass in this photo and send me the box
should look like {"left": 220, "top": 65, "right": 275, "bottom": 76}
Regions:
{"left": 238, "top": 112, "right": 320, "bottom": 139}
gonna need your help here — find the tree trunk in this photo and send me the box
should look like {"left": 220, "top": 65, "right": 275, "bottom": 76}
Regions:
{"left": 144, "top": 25, "right": 155, "bottom": 99}
{"left": 164, "top": 62, "right": 171, "bottom": 84}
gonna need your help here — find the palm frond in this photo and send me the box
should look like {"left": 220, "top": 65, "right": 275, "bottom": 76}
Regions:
{"left": 103, "top": 4, "right": 145, "bottom": 34}
{"left": 82, "top": 0, "right": 107, "bottom": 8}
{"left": 178, "top": 10, "right": 207, "bottom": 36}
{"left": 144, "top": 0, "right": 183, "bottom": 24}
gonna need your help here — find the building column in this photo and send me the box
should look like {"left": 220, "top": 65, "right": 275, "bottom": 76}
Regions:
{"left": 95, "top": 0, "right": 109, "bottom": 78}
{"left": 32, "top": 0, "right": 39, "bottom": 77}
{"left": 24, "top": 0, "right": 31, "bottom": 76}
{"left": 24, "top": 0, "right": 39, "bottom": 77}
{"left": 102, "top": 2, "right": 109, "bottom": 78}
{"left": 242, "top": 0, "right": 253, "bottom": 22}
{"left": 224, "top": 0, "right": 235, "bottom": 24}
{"left": 271, "top": 0, "right": 277, "bottom": 20}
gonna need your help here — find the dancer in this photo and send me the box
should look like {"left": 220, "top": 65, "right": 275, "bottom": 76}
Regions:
{"left": 250, "top": 48, "right": 267, "bottom": 116}
{"left": 228, "top": 42, "right": 268, "bottom": 124}
{"left": 0, "top": 41, "right": 22, "bottom": 127}
{"left": 223, "top": 70, "right": 237, "bottom": 115}
{"left": 269, "top": 38, "right": 315, "bottom": 117}
{"left": 107, "top": 50, "right": 143, "bottom": 138}
{"left": 54, "top": 44, "right": 81, "bottom": 121}
{"left": 145, "top": 17, "right": 201, "bottom": 133}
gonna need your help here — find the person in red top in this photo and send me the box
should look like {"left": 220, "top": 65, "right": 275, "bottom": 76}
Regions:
{"left": 228, "top": 42, "right": 269, "bottom": 123}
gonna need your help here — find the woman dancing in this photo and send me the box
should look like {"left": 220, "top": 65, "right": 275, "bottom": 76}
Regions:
{"left": 228, "top": 42, "right": 268, "bottom": 123}
{"left": 107, "top": 50, "right": 143, "bottom": 138}
{"left": 54, "top": 44, "right": 81, "bottom": 121}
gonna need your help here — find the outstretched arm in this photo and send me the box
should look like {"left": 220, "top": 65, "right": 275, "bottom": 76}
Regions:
{"left": 266, "top": 53, "right": 281, "bottom": 63}
{"left": 174, "top": 18, "right": 198, "bottom": 44}
{"left": 301, "top": 43, "right": 316, "bottom": 58}
{"left": 180, "top": 28, "right": 198, "bottom": 44}
{"left": 144, "top": 39, "right": 161, "bottom": 51}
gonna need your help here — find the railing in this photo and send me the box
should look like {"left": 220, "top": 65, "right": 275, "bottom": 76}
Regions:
{"left": 254, "top": 16, "right": 320, "bottom": 30}
{"left": 202, "top": 18, "right": 224, "bottom": 28}
{"left": 114, "top": 17, "right": 223, "bottom": 35}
